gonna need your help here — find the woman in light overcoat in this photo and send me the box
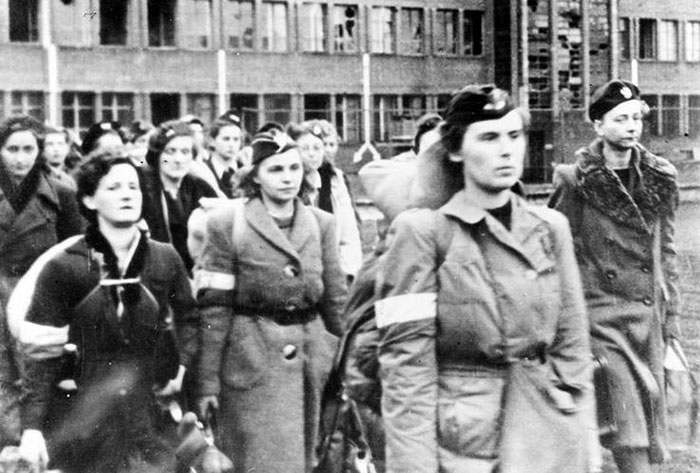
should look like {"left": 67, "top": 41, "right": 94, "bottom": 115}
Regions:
{"left": 195, "top": 132, "right": 347, "bottom": 473}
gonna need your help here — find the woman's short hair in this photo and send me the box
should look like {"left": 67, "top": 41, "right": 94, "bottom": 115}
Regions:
{"left": 128, "top": 119, "right": 155, "bottom": 144}
{"left": 208, "top": 114, "right": 242, "bottom": 140}
{"left": 145, "top": 120, "right": 194, "bottom": 169}
{"left": 76, "top": 149, "right": 140, "bottom": 223}
{"left": 286, "top": 121, "right": 324, "bottom": 143}
{"left": 413, "top": 113, "right": 442, "bottom": 153}
{"left": 81, "top": 121, "right": 128, "bottom": 156}
{"left": 44, "top": 126, "right": 73, "bottom": 145}
{"left": 235, "top": 148, "right": 314, "bottom": 200}
{"left": 0, "top": 115, "right": 45, "bottom": 153}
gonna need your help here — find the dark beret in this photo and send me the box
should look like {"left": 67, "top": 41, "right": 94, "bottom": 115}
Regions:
{"left": 251, "top": 132, "right": 297, "bottom": 166}
{"left": 443, "top": 85, "right": 515, "bottom": 128}
{"left": 81, "top": 121, "right": 126, "bottom": 155}
{"left": 145, "top": 120, "right": 194, "bottom": 167}
{"left": 588, "top": 80, "right": 641, "bottom": 121}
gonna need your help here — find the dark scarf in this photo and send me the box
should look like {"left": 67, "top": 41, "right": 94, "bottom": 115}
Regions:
{"left": 318, "top": 161, "right": 334, "bottom": 214}
{"left": 0, "top": 158, "right": 45, "bottom": 214}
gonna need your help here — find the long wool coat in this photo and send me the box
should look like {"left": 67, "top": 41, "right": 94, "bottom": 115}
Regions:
{"left": 375, "top": 191, "right": 592, "bottom": 473}
{"left": 196, "top": 197, "right": 347, "bottom": 473}
{"left": 549, "top": 138, "right": 680, "bottom": 461}
{"left": 0, "top": 171, "right": 83, "bottom": 447}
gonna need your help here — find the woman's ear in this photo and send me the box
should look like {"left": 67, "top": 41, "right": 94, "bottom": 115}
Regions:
{"left": 82, "top": 195, "right": 96, "bottom": 211}
{"left": 592, "top": 119, "right": 604, "bottom": 137}
{"left": 447, "top": 152, "right": 464, "bottom": 163}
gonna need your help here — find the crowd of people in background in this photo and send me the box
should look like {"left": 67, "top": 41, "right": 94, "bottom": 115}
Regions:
{"left": 0, "top": 78, "right": 685, "bottom": 473}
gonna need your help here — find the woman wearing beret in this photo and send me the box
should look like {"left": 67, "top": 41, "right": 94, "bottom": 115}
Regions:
{"left": 140, "top": 120, "right": 217, "bottom": 273}
{"left": 0, "top": 116, "right": 84, "bottom": 448}
{"left": 81, "top": 121, "right": 128, "bottom": 157}
{"left": 375, "top": 85, "right": 592, "bottom": 473}
{"left": 195, "top": 132, "right": 347, "bottom": 473}
{"left": 15, "top": 150, "right": 199, "bottom": 472}
{"left": 549, "top": 80, "right": 681, "bottom": 473}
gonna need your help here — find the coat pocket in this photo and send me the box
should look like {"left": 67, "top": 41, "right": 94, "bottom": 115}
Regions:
{"left": 221, "top": 315, "right": 269, "bottom": 390}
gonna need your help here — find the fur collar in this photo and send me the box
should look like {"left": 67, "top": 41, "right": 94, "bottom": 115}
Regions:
{"left": 574, "top": 139, "right": 679, "bottom": 234}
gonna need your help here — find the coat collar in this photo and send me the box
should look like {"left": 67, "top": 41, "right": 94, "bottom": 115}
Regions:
{"left": 440, "top": 190, "right": 550, "bottom": 269}
{"left": 575, "top": 138, "right": 678, "bottom": 234}
{"left": 0, "top": 171, "right": 60, "bottom": 210}
{"left": 244, "top": 197, "right": 316, "bottom": 264}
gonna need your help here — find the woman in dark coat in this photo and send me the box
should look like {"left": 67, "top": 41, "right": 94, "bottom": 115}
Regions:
{"left": 195, "top": 132, "right": 347, "bottom": 473}
{"left": 140, "top": 120, "right": 218, "bottom": 273}
{"left": 549, "top": 80, "right": 681, "bottom": 473}
{"left": 15, "top": 150, "right": 199, "bottom": 473}
{"left": 0, "top": 116, "right": 83, "bottom": 448}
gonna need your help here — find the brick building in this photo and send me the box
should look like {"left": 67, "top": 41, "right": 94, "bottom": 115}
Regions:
{"left": 0, "top": 0, "right": 698, "bottom": 184}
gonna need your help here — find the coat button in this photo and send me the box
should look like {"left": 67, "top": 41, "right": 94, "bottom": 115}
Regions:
{"left": 642, "top": 297, "right": 653, "bottom": 306}
{"left": 524, "top": 270, "right": 537, "bottom": 280}
{"left": 282, "top": 344, "right": 297, "bottom": 360}
{"left": 283, "top": 265, "right": 299, "bottom": 277}
{"left": 640, "top": 265, "right": 651, "bottom": 274}
{"left": 605, "top": 270, "right": 617, "bottom": 280}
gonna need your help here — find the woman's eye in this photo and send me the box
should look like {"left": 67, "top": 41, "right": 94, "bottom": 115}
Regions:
{"left": 6, "top": 146, "right": 19, "bottom": 153}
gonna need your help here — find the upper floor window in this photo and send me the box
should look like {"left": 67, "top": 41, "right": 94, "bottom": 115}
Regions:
{"left": 261, "top": 1, "right": 288, "bottom": 52}
{"left": 435, "top": 9, "right": 458, "bottom": 54}
{"left": 224, "top": 0, "right": 254, "bottom": 50}
{"left": 333, "top": 5, "right": 358, "bottom": 53}
{"left": 11, "top": 91, "right": 44, "bottom": 121}
{"left": 619, "top": 18, "right": 631, "bottom": 60}
{"left": 102, "top": 93, "right": 134, "bottom": 124}
{"left": 687, "top": 21, "right": 700, "bottom": 62}
{"left": 639, "top": 19, "right": 656, "bottom": 59}
{"left": 182, "top": 0, "right": 213, "bottom": 48}
{"left": 148, "top": 0, "right": 176, "bottom": 47}
{"left": 399, "top": 8, "right": 424, "bottom": 55}
{"left": 658, "top": 20, "right": 678, "bottom": 61}
{"left": 370, "top": 6, "right": 396, "bottom": 54}
{"left": 9, "top": 0, "right": 39, "bottom": 43}
{"left": 301, "top": 3, "right": 327, "bottom": 52}
{"left": 100, "top": 0, "right": 128, "bottom": 45}
{"left": 463, "top": 10, "right": 483, "bottom": 56}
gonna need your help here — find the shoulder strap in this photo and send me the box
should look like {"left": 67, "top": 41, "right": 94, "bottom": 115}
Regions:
{"left": 434, "top": 211, "right": 457, "bottom": 267}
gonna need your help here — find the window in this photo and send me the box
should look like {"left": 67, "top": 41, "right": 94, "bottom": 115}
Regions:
{"left": 62, "top": 92, "right": 96, "bottom": 138}
{"left": 399, "top": 8, "right": 424, "bottom": 55}
{"left": 102, "top": 93, "right": 134, "bottom": 124}
{"left": 618, "top": 18, "right": 630, "bottom": 60}
{"left": 261, "top": 2, "right": 288, "bottom": 52}
{"left": 686, "top": 21, "right": 700, "bottom": 62}
{"left": 642, "top": 94, "right": 659, "bottom": 136}
{"left": 150, "top": 93, "right": 180, "bottom": 125}
{"left": 333, "top": 5, "right": 358, "bottom": 53}
{"left": 303, "top": 95, "right": 331, "bottom": 121}
{"left": 372, "top": 95, "right": 398, "bottom": 142}
{"left": 370, "top": 7, "right": 396, "bottom": 54}
{"left": 231, "top": 93, "right": 258, "bottom": 133}
{"left": 402, "top": 95, "right": 425, "bottom": 118}
{"left": 463, "top": 11, "right": 483, "bottom": 56}
{"left": 688, "top": 95, "right": 700, "bottom": 138}
{"left": 100, "top": 0, "right": 128, "bottom": 45}
{"left": 263, "top": 94, "right": 291, "bottom": 126}
{"left": 148, "top": 0, "right": 176, "bottom": 47}
{"left": 661, "top": 94, "right": 680, "bottom": 137}
{"left": 224, "top": 0, "right": 254, "bottom": 50}
{"left": 186, "top": 94, "right": 216, "bottom": 126}
{"left": 10, "top": 91, "right": 44, "bottom": 121}
{"left": 658, "top": 20, "right": 678, "bottom": 61}
{"left": 9, "top": 0, "right": 39, "bottom": 42}
{"left": 639, "top": 19, "right": 656, "bottom": 59}
{"left": 301, "top": 3, "right": 327, "bottom": 52}
{"left": 435, "top": 9, "right": 458, "bottom": 54}
{"left": 182, "top": 0, "right": 213, "bottom": 48}
{"left": 335, "top": 95, "right": 361, "bottom": 143}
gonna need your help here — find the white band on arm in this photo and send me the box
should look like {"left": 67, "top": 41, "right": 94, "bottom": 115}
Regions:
{"left": 375, "top": 293, "right": 437, "bottom": 328}
{"left": 193, "top": 269, "right": 236, "bottom": 293}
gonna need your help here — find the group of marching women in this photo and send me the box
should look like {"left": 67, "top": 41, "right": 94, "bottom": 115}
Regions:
{"left": 0, "top": 78, "right": 684, "bottom": 473}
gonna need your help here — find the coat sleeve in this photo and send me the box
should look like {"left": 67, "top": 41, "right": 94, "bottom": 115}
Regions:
{"left": 543, "top": 211, "right": 593, "bottom": 395}
{"left": 333, "top": 170, "right": 363, "bottom": 278}
{"left": 659, "top": 192, "right": 682, "bottom": 339}
{"left": 165, "top": 247, "right": 200, "bottom": 370}
{"left": 315, "top": 211, "right": 349, "bottom": 337}
{"left": 194, "top": 205, "right": 236, "bottom": 397}
{"left": 375, "top": 210, "right": 439, "bottom": 473}
{"left": 55, "top": 184, "right": 85, "bottom": 240}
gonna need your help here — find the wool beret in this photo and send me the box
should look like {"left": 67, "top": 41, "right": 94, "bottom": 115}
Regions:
{"left": 588, "top": 79, "right": 641, "bottom": 121}
{"left": 81, "top": 121, "right": 127, "bottom": 155}
{"left": 443, "top": 85, "right": 515, "bottom": 128}
{"left": 250, "top": 132, "right": 297, "bottom": 166}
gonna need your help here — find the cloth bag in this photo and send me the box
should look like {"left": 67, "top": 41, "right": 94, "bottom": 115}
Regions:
{"left": 664, "top": 338, "right": 699, "bottom": 450}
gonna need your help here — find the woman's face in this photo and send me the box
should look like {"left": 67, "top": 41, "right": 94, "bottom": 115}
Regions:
{"left": 213, "top": 125, "right": 242, "bottom": 162}
{"left": 159, "top": 135, "right": 194, "bottom": 182}
{"left": 323, "top": 134, "right": 339, "bottom": 162}
{"left": 44, "top": 132, "right": 69, "bottom": 168}
{"left": 82, "top": 163, "right": 142, "bottom": 228}
{"left": 1, "top": 130, "right": 40, "bottom": 181}
{"left": 254, "top": 149, "right": 304, "bottom": 205}
{"left": 296, "top": 133, "right": 325, "bottom": 170}
{"left": 95, "top": 132, "right": 125, "bottom": 153}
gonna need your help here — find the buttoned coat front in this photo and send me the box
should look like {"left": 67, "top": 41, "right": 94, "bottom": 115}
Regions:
{"left": 549, "top": 139, "right": 680, "bottom": 460}
{"left": 196, "top": 197, "right": 347, "bottom": 473}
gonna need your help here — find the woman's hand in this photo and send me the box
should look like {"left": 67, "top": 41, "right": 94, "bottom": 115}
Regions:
{"left": 19, "top": 429, "right": 49, "bottom": 469}
{"left": 156, "top": 364, "right": 186, "bottom": 397}
{"left": 548, "top": 387, "right": 578, "bottom": 414}
{"left": 197, "top": 395, "right": 219, "bottom": 420}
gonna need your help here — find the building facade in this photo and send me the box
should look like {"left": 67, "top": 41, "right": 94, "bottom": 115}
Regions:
{"left": 0, "top": 0, "right": 698, "bottom": 184}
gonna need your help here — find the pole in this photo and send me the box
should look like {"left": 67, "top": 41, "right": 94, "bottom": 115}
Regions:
{"left": 353, "top": 53, "right": 380, "bottom": 162}
{"left": 41, "top": 0, "right": 58, "bottom": 125}
{"left": 217, "top": 49, "right": 227, "bottom": 115}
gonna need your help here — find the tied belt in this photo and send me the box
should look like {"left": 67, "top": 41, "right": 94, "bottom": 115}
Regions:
{"left": 439, "top": 349, "right": 546, "bottom": 378}
{"left": 234, "top": 305, "right": 318, "bottom": 325}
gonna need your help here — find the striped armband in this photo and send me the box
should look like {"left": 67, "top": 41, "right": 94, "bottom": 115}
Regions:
{"left": 375, "top": 293, "right": 437, "bottom": 328}
{"left": 193, "top": 269, "right": 236, "bottom": 293}
{"left": 19, "top": 322, "right": 69, "bottom": 359}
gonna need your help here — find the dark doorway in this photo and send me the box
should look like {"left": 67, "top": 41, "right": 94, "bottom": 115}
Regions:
{"left": 150, "top": 93, "right": 180, "bottom": 125}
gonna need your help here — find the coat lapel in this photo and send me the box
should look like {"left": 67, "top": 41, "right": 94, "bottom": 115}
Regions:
{"left": 1, "top": 175, "right": 59, "bottom": 248}
{"left": 244, "top": 197, "right": 302, "bottom": 264}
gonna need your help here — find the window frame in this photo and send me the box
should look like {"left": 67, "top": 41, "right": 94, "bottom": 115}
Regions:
{"left": 638, "top": 18, "right": 657, "bottom": 61}
{"left": 332, "top": 4, "right": 360, "bottom": 54}
{"left": 657, "top": 19, "right": 678, "bottom": 62}
{"left": 300, "top": 2, "right": 328, "bottom": 53}
{"left": 370, "top": 5, "right": 397, "bottom": 55}
{"left": 434, "top": 8, "right": 459, "bottom": 56}
{"left": 398, "top": 7, "right": 425, "bottom": 56}
{"left": 260, "top": 1, "right": 289, "bottom": 53}
{"left": 9, "top": 0, "right": 39, "bottom": 43}
{"left": 685, "top": 21, "right": 700, "bottom": 62}
{"left": 62, "top": 91, "right": 97, "bottom": 139}
{"left": 224, "top": 0, "right": 255, "bottom": 51}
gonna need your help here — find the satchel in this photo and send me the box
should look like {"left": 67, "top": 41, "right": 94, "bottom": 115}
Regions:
{"left": 664, "top": 338, "right": 700, "bottom": 450}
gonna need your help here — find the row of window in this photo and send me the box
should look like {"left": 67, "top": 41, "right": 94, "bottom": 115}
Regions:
{"left": 619, "top": 17, "right": 700, "bottom": 62}
{"left": 1, "top": 90, "right": 454, "bottom": 144}
{"left": 8, "top": 0, "right": 483, "bottom": 58}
